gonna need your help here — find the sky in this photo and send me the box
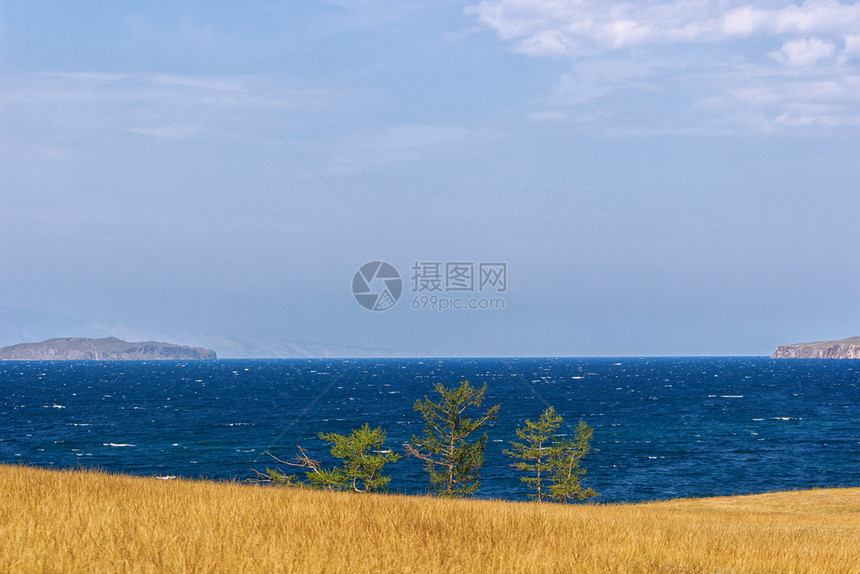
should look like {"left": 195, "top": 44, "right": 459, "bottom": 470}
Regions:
{"left": 1, "top": 0, "right": 859, "bottom": 357}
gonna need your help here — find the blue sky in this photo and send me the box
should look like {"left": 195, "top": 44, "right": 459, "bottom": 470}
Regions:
{"left": 1, "top": 1, "right": 858, "bottom": 357}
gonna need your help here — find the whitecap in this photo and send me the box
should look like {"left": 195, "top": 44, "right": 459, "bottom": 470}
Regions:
{"left": 720, "top": 395, "right": 744, "bottom": 398}
{"left": 155, "top": 475, "right": 176, "bottom": 480}
{"left": 103, "top": 443, "right": 135, "bottom": 447}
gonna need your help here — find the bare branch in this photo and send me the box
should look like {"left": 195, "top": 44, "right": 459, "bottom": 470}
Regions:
{"left": 404, "top": 442, "right": 446, "bottom": 467}
{"left": 263, "top": 448, "right": 322, "bottom": 474}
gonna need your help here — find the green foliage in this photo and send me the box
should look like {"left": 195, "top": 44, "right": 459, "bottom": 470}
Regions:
{"left": 507, "top": 408, "right": 598, "bottom": 503}
{"left": 311, "top": 423, "right": 401, "bottom": 493}
{"left": 548, "top": 419, "right": 598, "bottom": 503}
{"left": 406, "top": 381, "right": 500, "bottom": 497}
{"left": 256, "top": 424, "right": 399, "bottom": 493}
{"left": 504, "top": 406, "right": 562, "bottom": 502}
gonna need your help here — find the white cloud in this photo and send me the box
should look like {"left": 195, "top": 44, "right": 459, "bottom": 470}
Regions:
{"left": 517, "top": 30, "right": 573, "bottom": 56}
{"left": 467, "top": 0, "right": 860, "bottom": 132}
{"left": 844, "top": 34, "right": 860, "bottom": 60}
{"left": 43, "top": 72, "right": 131, "bottom": 82}
{"left": 692, "top": 71, "right": 860, "bottom": 131}
{"left": 129, "top": 122, "right": 201, "bottom": 139}
{"left": 467, "top": 0, "right": 860, "bottom": 56}
{"left": 769, "top": 37, "right": 836, "bottom": 66}
{"left": 149, "top": 74, "right": 245, "bottom": 92}
{"left": 722, "top": 6, "right": 768, "bottom": 36}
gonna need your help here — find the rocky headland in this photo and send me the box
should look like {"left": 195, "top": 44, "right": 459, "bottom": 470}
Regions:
{"left": 0, "top": 337, "right": 217, "bottom": 360}
{"left": 770, "top": 337, "right": 860, "bottom": 359}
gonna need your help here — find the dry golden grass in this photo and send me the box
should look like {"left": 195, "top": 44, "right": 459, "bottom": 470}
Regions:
{"left": 1, "top": 464, "right": 857, "bottom": 573}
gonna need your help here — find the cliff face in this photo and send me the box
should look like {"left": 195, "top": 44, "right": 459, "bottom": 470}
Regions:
{"left": 771, "top": 337, "right": 860, "bottom": 359}
{"left": 0, "top": 337, "right": 217, "bottom": 360}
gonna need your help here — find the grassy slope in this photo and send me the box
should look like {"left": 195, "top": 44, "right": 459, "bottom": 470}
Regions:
{"left": 1, "top": 464, "right": 858, "bottom": 573}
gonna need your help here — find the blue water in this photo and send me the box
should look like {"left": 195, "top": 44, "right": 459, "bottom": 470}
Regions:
{"left": 1, "top": 357, "right": 858, "bottom": 503}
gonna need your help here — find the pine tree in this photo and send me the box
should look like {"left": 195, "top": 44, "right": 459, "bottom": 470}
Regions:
{"left": 405, "top": 381, "right": 500, "bottom": 497}
{"left": 313, "top": 423, "right": 400, "bottom": 493}
{"left": 255, "top": 424, "right": 399, "bottom": 493}
{"left": 507, "top": 408, "right": 598, "bottom": 503}
{"left": 504, "top": 406, "right": 562, "bottom": 502}
{"left": 547, "top": 419, "right": 598, "bottom": 503}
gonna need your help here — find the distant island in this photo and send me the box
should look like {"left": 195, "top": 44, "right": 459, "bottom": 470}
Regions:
{"left": 771, "top": 337, "right": 860, "bottom": 359}
{"left": 0, "top": 337, "right": 217, "bottom": 361}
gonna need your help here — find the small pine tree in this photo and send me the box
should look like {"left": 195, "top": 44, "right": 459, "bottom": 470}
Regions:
{"left": 405, "top": 381, "right": 500, "bottom": 497}
{"left": 507, "top": 408, "right": 598, "bottom": 503}
{"left": 255, "top": 424, "right": 399, "bottom": 493}
{"left": 312, "top": 423, "right": 400, "bottom": 493}
{"left": 547, "top": 420, "right": 598, "bottom": 503}
{"left": 504, "top": 406, "right": 562, "bottom": 502}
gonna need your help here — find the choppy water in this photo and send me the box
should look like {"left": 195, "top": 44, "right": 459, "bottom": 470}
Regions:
{"left": 1, "top": 357, "right": 857, "bottom": 502}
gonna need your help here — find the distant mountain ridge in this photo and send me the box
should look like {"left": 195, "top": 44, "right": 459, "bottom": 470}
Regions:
{"left": 182, "top": 335, "right": 425, "bottom": 359}
{"left": 0, "top": 337, "right": 217, "bottom": 360}
{"left": 771, "top": 337, "right": 860, "bottom": 359}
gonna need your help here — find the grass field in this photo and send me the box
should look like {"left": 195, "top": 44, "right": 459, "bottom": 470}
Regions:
{"left": 1, "top": 464, "right": 858, "bottom": 573}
